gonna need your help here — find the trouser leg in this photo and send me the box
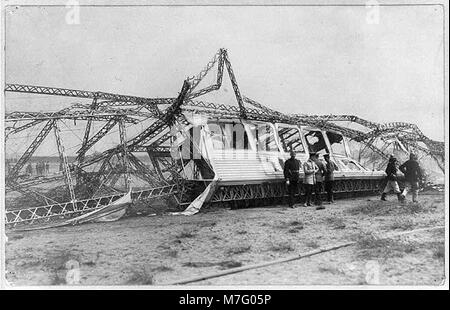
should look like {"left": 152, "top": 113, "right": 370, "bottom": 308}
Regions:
{"left": 401, "top": 182, "right": 411, "bottom": 198}
{"left": 412, "top": 182, "right": 419, "bottom": 202}
{"left": 325, "top": 181, "right": 334, "bottom": 202}
{"left": 392, "top": 181, "right": 401, "bottom": 194}
{"left": 304, "top": 184, "right": 312, "bottom": 205}
{"left": 287, "top": 182, "right": 293, "bottom": 207}
{"left": 382, "top": 182, "right": 391, "bottom": 194}
{"left": 315, "top": 182, "right": 322, "bottom": 205}
{"left": 288, "top": 181, "right": 298, "bottom": 207}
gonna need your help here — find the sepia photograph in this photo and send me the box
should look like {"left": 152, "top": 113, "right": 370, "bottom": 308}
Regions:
{"left": 0, "top": 0, "right": 448, "bottom": 292}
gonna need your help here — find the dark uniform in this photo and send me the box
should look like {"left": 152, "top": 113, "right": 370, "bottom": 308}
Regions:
{"left": 381, "top": 156, "right": 402, "bottom": 201}
{"left": 284, "top": 157, "right": 301, "bottom": 207}
{"left": 399, "top": 156, "right": 423, "bottom": 202}
{"left": 324, "top": 158, "right": 338, "bottom": 203}
{"left": 313, "top": 158, "right": 326, "bottom": 206}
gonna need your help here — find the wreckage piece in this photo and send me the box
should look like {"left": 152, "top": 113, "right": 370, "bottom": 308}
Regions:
{"left": 5, "top": 183, "right": 179, "bottom": 229}
{"left": 4, "top": 48, "right": 444, "bottom": 230}
{"left": 5, "top": 83, "right": 161, "bottom": 114}
{"left": 9, "top": 189, "right": 133, "bottom": 231}
{"left": 6, "top": 119, "right": 56, "bottom": 182}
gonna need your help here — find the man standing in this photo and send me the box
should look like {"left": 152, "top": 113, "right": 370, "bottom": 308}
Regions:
{"left": 312, "top": 153, "right": 326, "bottom": 209}
{"left": 303, "top": 152, "right": 318, "bottom": 207}
{"left": 381, "top": 155, "right": 402, "bottom": 202}
{"left": 284, "top": 150, "right": 301, "bottom": 208}
{"left": 324, "top": 154, "right": 338, "bottom": 203}
{"left": 399, "top": 153, "right": 423, "bottom": 203}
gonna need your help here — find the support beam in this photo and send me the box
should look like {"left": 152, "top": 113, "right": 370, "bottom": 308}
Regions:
{"left": 53, "top": 122, "right": 76, "bottom": 203}
{"left": 76, "top": 118, "right": 118, "bottom": 161}
{"left": 78, "top": 98, "right": 99, "bottom": 165}
{"left": 222, "top": 49, "right": 247, "bottom": 119}
{"left": 7, "top": 119, "right": 55, "bottom": 181}
{"left": 118, "top": 118, "right": 130, "bottom": 190}
{"left": 5, "top": 84, "right": 161, "bottom": 111}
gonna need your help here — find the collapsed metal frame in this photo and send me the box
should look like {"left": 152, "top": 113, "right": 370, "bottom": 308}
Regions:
{"left": 4, "top": 48, "right": 445, "bottom": 229}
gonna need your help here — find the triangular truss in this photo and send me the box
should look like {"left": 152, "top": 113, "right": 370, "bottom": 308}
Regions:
{"left": 4, "top": 48, "right": 445, "bottom": 229}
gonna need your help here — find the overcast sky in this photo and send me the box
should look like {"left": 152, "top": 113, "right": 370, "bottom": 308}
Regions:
{"left": 5, "top": 4, "right": 445, "bottom": 156}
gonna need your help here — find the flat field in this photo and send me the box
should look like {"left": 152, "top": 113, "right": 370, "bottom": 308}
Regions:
{"left": 5, "top": 191, "right": 446, "bottom": 286}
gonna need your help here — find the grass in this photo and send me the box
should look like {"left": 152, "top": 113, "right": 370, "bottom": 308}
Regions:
{"left": 183, "top": 261, "right": 216, "bottom": 268}
{"left": 355, "top": 233, "right": 416, "bottom": 260}
{"left": 268, "top": 242, "right": 294, "bottom": 253}
{"left": 218, "top": 261, "right": 242, "bottom": 269}
{"left": 274, "top": 220, "right": 304, "bottom": 231}
{"left": 236, "top": 230, "right": 248, "bottom": 235}
{"left": 226, "top": 245, "right": 251, "bottom": 255}
{"left": 326, "top": 217, "right": 346, "bottom": 229}
{"left": 7, "top": 234, "right": 24, "bottom": 241}
{"left": 165, "top": 249, "right": 178, "bottom": 258}
{"left": 433, "top": 244, "right": 445, "bottom": 260}
{"left": 305, "top": 241, "right": 320, "bottom": 249}
{"left": 176, "top": 230, "right": 196, "bottom": 239}
{"left": 43, "top": 249, "right": 80, "bottom": 271}
{"left": 198, "top": 221, "right": 217, "bottom": 228}
{"left": 46, "top": 250, "right": 82, "bottom": 285}
{"left": 347, "top": 200, "right": 429, "bottom": 217}
{"left": 50, "top": 270, "right": 67, "bottom": 285}
{"left": 126, "top": 267, "right": 154, "bottom": 285}
{"left": 432, "top": 243, "right": 445, "bottom": 260}
{"left": 289, "top": 220, "right": 304, "bottom": 228}
{"left": 385, "top": 218, "right": 415, "bottom": 231}
{"left": 318, "top": 266, "right": 344, "bottom": 275}
{"left": 151, "top": 265, "right": 173, "bottom": 273}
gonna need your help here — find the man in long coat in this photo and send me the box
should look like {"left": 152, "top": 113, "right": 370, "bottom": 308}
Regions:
{"left": 284, "top": 150, "right": 301, "bottom": 208}
{"left": 399, "top": 153, "right": 423, "bottom": 203}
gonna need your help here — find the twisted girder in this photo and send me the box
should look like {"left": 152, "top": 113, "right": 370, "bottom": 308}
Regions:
{"left": 128, "top": 153, "right": 165, "bottom": 186}
{"left": 4, "top": 47, "right": 444, "bottom": 218}
{"left": 5, "top": 83, "right": 161, "bottom": 109}
{"left": 6, "top": 180, "right": 59, "bottom": 205}
{"left": 76, "top": 118, "right": 119, "bottom": 161}
{"left": 5, "top": 184, "right": 179, "bottom": 227}
{"left": 187, "top": 49, "right": 222, "bottom": 96}
{"left": 7, "top": 119, "right": 56, "bottom": 181}
{"left": 5, "top": 119, "right": 44, "bottom": 137}
{"left": 5, "top": 110, "right": 143, "bottom": 124}
{"left": 53, "top": 122, "right": 76, "bottom": 202}
{"left": 78, "top": 81, "right": 191, "bottom": 169}
{"left": 292, "top": 114, "right": 444, "bottom": 153}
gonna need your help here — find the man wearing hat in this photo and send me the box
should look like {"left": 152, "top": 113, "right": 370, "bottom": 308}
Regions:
{"left": 381, "top": 155, "right": 402, "bottom": 201}
{"left": 323, "top": 153, "right": 338, "bottom": 203}
{"left": 399, "top": 153, "right": 423, "bottom": 203}
{"left": 302, "top": 152, "right": 319, "bottom": 207}
{"left": 284, "top": 150, "right": 301, "bottom": 208}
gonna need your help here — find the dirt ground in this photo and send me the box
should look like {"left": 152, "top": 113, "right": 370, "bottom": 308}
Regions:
{"left": 4, "top": 191, "right": 446, "bottom": 286}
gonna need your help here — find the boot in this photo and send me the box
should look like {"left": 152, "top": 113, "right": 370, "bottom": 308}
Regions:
{"left": 381, "top": 193, "right": 387, "bottom": 201}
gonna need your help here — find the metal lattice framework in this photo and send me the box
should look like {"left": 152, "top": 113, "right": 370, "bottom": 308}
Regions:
{"left": 4, "top": 48, "right": 444, "bottom": 229}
